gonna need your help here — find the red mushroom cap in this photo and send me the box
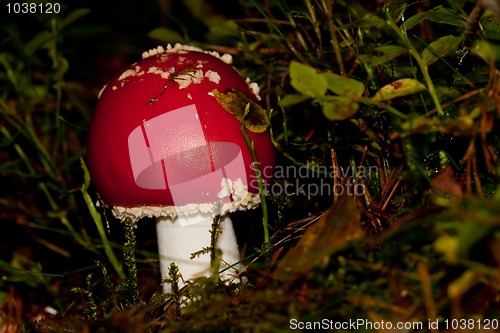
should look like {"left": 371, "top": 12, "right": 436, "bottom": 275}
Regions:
{"left": 87, "top": 48, "right": 274, "bottom": 220}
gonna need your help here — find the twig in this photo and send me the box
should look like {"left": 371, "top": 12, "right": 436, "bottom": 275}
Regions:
{"left": 418, "top": 261, "right": 438, "bottom": 333}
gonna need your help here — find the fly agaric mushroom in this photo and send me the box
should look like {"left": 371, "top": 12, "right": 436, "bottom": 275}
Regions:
{"left": 87, "top": 44, "right": 274, "bottom": 292}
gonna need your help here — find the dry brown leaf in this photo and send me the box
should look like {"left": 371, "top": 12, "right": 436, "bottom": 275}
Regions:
{"left": 272, "top": 195, "right": 363, "bottom": 282}
{"left": 430, "top": 165, "right": 463, "bottom": 200}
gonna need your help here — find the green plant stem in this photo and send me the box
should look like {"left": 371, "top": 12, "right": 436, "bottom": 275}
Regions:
{"left": 248, "top": 0, "right": 304, "bottom": 61}
{"left": 385, "top": 8, "right": 444, "bottom": 115}
{"left": 80, "top": 158, "right": 126, "bottom": 280}
{"left": 1, "top": 124, "right": 85, "bottom": 245}
{"left": 39, "top": 181, "right": 83, "bottom": 241}
{"left": 305, "top": 0, "right": 322, "bottom": 56}
{"left": 241, "top": 105, "right": 270, "bottom": 249}
{"left": 321, "top": 0, "right": 346, "bottom": 76}
{"left": 0, "top": 125, "right": 36, "bottom": 175}
{"left": 50, "top": 18, "right": 63, "bottom": 161}
{"left": 268, "top": 122, "right": 328, "bottom": 177}
{"left": 167, "top": 263, "right": 182, "bottom": 318}
{"left": 210, "top": 211, "right": 221, "bottom": 264}
{"left": 123, "top": 217, "right": 140, "bottom": 304}
{"left": 359, "top": 97, "right": 409, "bottom": 120}
{"left": 1, "top": 99, "right": 58, "bottom": 182}
{"left": 23, "top": 114, "right": 59, "bottom": 181}
{"left": 277, "top": 97, "right": 289, "bottom": 143}
{"left": 0, "top": 54, "right": 21, "bottom": 93}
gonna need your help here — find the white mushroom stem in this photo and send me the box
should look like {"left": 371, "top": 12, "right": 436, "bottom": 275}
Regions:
{"left": 156, "top": 212, "right": 242, "bottom": 293}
